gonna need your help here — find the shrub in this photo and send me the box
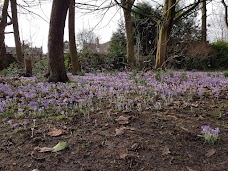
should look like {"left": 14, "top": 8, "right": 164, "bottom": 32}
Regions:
{"left": 0, "top": 63, "right": 22, "bottom": 76}
{"left": 224, "top": 71, "right": 228, "bottom": 78}
{"left": 211, "top": 41, "right": 228, "bottom": 70}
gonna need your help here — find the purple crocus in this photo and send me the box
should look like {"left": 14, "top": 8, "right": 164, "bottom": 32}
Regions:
{"left": 7, "top": 119, "right": 13, "bottom": 125}
{"left": 211, "top": 127, "right": 220, "bottom": 135}
{"left": 201, "top": 125, "right": 220, "bottom": 144}
{"left": 201, "top": 125, "right": 211, "bottom": 133}
{"left": 22, "top": 120, "right": 29, "bottom": 126}
{"left": 12, "top": 123, "right": 19, "bottom": 127}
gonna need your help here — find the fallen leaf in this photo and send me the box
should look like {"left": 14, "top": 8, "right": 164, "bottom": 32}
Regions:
{"left": 119, "top": 150, "right": 128, "bottom": 159}
{"left": 162, "top": 146, "right": 171, "bottom": 155}
{"left": 180, "top": 126, "right": 189, "bottom": 132}
{"left": 186, "top": 166, "right": 194, "bottom": 171}
{"left": 115, "top": 127, "right": 127, "bottom": 136}
{"left": 122, "top": 110, "right": 131, "bottom": 114}
{"left": 39, "top": 147, "right": 53, "bottom": 153}
{"left": 34, "top": 146, "right": 53, "bottom": 153}
{"left": 115, "top": 116, "right": 130, "bottom": 125}
{"left": 52, "top": 141, "right": 67, "bottom": 152}
{"left": 191, "top": 103, "right": 198, "bottom": 107}
{"left": 115, "top": 127, "right": 136, "bottom": 136}
{"left": 128, "top": 127, "right": 136, "bottom": 131}
{"left": 174, "top": 100, "right": 182, "bottom": 106}
{"left": 63, "top": 98, "right": 68, "bottom": 103}
{"left": 47, "top": 129, "right": 66, "bottom": 137}
{"left": 33, "top": 146, "right": 41, "bottom": 151}
{"left": 205, "top": 149, "right": 216, "bottom": 157}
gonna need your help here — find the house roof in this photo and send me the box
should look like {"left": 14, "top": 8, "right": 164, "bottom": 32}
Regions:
{"left": 6, "top": 47, "right": 15, "bottom": 53}
{"left": 5, "top": 46, "right": 43, "bottom": 55}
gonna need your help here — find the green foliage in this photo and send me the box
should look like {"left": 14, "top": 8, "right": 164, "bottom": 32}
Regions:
{"left": 0, "top": 63, "right": 22, "bottom": 76}
{"left": 33, "top": 57, "right": 48, "bottom": 76}
{"left": 132, "top": 3, "right": 160, "bottom": 56}
{"left": 211, "top": 41, "right": 228, "bottom": 70}
{"left": 108, "top": 21, "right": 126, "bottom": 58}
{"left": 155, "top": 70, "right": 164, "bottom": 82}
{"left": 78, "top": 52, "right": 112, "bottom": 72}
{"left": 224, "top": 71, "right": 228, "bottom": 78}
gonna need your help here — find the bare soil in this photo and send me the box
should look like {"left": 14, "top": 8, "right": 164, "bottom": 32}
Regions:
{"left": 0, "top": 91, "right": 228, "bottom": 171}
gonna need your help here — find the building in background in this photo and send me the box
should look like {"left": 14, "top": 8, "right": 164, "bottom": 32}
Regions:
{"left": 6, "top": 45, "right": 43, "bottom": 57}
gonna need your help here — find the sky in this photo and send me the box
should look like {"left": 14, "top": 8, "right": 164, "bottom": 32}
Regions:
{"left": 4, "top": 0, "right": 125, "bottom": 53}
{"left": 3, "top": 0, "right": 227, "bottom": 53}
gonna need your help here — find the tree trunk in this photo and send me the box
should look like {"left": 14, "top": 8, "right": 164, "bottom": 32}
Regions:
{"left": 121, "top": 0, "right": 136, "bottom": 68}
{"left": 221, "top": 0, "right": 228, "bottom": 32}
{"left": 201, "top": 0, "right": 207, "bottom": 44}
{"left": 25, "top": 58, "right": 32, "bottom": 76}
{"left": 0, "top": 0, "right": 10, "bottom": 63}
{"left": 48, "top": 0, "right": 70, "bottom": 82}
{"left": 155, "top": 0, "right": 176, "bottom": 69}
{"left": 155, "top": 25, "right": 169, "bottom": 69}
{"left": 11, "top": 0, "right": 24, "bottom": 67}
{"left": 69, "top": 0, "right": 81, "bottom": 74}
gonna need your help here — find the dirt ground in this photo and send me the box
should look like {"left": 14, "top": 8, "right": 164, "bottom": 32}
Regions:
{"left": 0, "top": 90, "right": 228, "bottom": 171}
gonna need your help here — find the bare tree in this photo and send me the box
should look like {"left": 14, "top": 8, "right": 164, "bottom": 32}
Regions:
{"left": 155, "top": 0, "right": 177, "bottom": 69}
{"left": 48, "top": 0, "right": 70, "bottom": 82}
{"left": 0, "top": 0, "right": 10, "bottom": 62}
{"left": 11, "top": 0, "right": 24, "bottom": 66}
{"left": 201, "top": 0, "right": 207, "bottom": 44}
{"left": 69, "top": 0, "right": 81, "bottom": 74}
{"left": 120, "top": 0, "right": 136, "bottom": 68}
{"left": 222, "top": 0, "right": 228, "bottom": 31}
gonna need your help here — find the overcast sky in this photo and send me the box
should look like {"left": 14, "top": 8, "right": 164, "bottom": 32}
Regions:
{"left": 3, "top": 0, "right": 227, "bottom": 53}
{"left": 4, "top": 0, "right": 125, "bottom": 53}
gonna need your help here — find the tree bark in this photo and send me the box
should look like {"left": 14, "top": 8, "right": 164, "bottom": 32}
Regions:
{"left": 221, "top": 0, "right": 228, "bottom": 32}
{"left": 25, "top": 58, "right": 32, "bottom": 76}
{"left": 201, "top": 0, "right": 207, "bottom": 44}
{"left": 69, "top": 0, "right": 81, "bottom": 74}
{"left": 121, "top": 0, "right": 136, "bottom": 68}
{"left": 155, "top": 0, "right": 176, "bottom": 69}
{"left": 48, "top": 0, "right": 70, "bottom": 82}
{"left": 155, "top": 25, "right": 169, "bottom": 69}
{"left": 0, "top": 0, "right": 10, "bottom": 63}
{"left": 11, "top": 0, "right": 24, "bottom": 67}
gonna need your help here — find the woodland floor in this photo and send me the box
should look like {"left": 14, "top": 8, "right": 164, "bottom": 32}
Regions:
{"left": 0, "top": 72, "right": 228, "bottom": 171}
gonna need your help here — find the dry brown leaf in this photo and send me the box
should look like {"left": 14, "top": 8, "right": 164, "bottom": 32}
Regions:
{"left": 174, "top": 100, "right": 182, "bottom": 106}
{"left": 39, "top": 147, "right": 53, "bottom": 153}
{"left": 115, "top": 127, "right": 136, "bottom": 136}
{"left": 34, "top": 146, "right": 53, "bottom": 153}
{"left": 119, "top": 150, "right": 128, "bottom": 159}
{"left": 122, "top": 110, "right": 131, "bottom": 114}
{"left": 115, "top": 127, "right": 127, "bottom": 136}
{"left": 115, "top": 116, "right": 130, "bottom": 125}
{"left": 191, "top": 104, "right": 199, "bottom": 107}
{"left": 162, "top": 146, "right": 171, "bottom": 155}
{"left": 167, "top": 115, "right": 178, "bottom": 120}
{"left": 63, "top": 98, "right": 68, "bottom": 103}
{"left": 128, "top": 127, "right": 136, "bottom": 131}
{"left": 186, "top": 166, "right": 195, "bottom": 171}
{"left": 205, "top": 149, "right": 216, "bottom": 157}
{"left": 180, "top": 127, "right": 189, "bottom": 132}
{"left": 47, "top": 129, "right": 66, "bottom": 137}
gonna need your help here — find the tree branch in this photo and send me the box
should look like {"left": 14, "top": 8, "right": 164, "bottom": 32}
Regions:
{"left": 221, "top": 0, "right": 228, "bottom": 29}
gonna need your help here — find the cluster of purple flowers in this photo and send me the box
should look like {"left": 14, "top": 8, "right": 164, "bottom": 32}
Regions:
{"left": 0, "top": 71, "right": 227, "bottom": 118}
{"left": 201, "top": 125, "right": 220, "bottom": 144}
{"left": 7, "top": 119, "right": 29, "bottom": 128}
